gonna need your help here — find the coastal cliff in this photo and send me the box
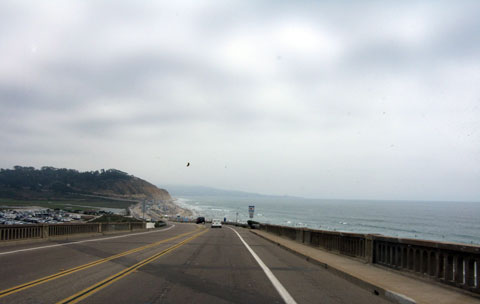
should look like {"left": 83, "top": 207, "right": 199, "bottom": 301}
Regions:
{"left": 85, "top": 176, "right": 172, "bottom": 202}
{"left": 0, "top": 166, "right": 171, "bottom": 203}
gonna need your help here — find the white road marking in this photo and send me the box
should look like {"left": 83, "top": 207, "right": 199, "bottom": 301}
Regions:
{"left": 0, "top": 224, "right": 175, "bottom": 256}
{"left": 228, "top": 227, "right": 297, "bottom": 304}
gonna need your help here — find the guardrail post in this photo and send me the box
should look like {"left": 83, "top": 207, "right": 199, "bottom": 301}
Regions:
{"left": 295, "top": 229, "right": 302, "bottom": 242}
{"left": 42, "top": 224, "right": 49, "bottom": 238}
{"left": 98, "top": 223, "right": 102, "bottom": 233}
{"left": 303, "top": 229, "right": 311, "bottom": 245}
{"left": 365, "top": 234, "right": 375, "bottom": 263}
{"left": 129, "top": 223, "right": 132, "bottom": 231}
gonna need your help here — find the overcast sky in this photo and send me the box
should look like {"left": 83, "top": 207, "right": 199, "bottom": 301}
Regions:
{"left": 1, "top": 1, "right": 479, "bottom": 201}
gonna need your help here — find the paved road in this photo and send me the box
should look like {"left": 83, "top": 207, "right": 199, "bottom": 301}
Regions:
{"left": 0, "top": 223, "right": 390, "bottom": 304}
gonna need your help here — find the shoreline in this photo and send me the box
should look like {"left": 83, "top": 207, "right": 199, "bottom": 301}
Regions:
{"left": 171, "top": 196, "right": 480, "bottom": 246}
{"left": 128, "top": 198, "right": 194, "bottom": 221}
{"left": 171, "top": 198, "right": 196, "bottom": 217}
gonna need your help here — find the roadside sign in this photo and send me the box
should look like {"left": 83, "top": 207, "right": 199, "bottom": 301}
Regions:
{"left": 248, "top": 205, "right": 255, "bottom": 218}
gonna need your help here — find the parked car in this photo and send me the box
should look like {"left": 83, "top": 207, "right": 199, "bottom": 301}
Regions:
{"left": 211, "top": 219, "right": 222, "bottom": 228}
{"left": 247, "top": 220, "right": 260, "bottom": 229}
{"left": 196, "top": 217, "right": 205, "bottom": 224}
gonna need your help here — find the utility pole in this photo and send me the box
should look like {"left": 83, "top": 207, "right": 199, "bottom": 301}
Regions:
{"left": 142, "top": 200, "right": 146, "bottom": 221}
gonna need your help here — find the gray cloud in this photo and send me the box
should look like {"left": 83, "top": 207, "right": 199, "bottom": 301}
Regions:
{"left": 1, "top": 0, "right": 479, "bottom": 201}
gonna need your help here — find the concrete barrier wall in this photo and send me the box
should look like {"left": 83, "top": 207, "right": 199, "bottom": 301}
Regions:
{"left": 261, "top": 224, "right": 369, "bottom": 261}
{"left": 259, "top": 223, "right": 480, "bottom": 295}
{"left": 0, "top": 222, "right": 146, "bottom": 241}
{"left": 48, "top": 223, "right": 100, "bottom": 236}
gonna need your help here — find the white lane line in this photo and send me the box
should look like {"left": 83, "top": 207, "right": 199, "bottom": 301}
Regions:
{"left": 227, "top": 227, "right": 297, "bottom": 304}
{"left": 0, "top": 224, "right": 175, "bottom": 256}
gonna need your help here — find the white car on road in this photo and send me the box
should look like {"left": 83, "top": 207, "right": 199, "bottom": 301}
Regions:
{"left": 211, "top": 219, "right": 222, "bottom": 228}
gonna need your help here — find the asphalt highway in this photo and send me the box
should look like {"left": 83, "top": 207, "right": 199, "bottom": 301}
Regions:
{"left": 0, "top": 223, "right": 390, "bottom": 304}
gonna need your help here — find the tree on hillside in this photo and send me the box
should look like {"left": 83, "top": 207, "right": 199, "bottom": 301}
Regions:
{"left": 0, "top": 166, "right": 133, "bottom": 191}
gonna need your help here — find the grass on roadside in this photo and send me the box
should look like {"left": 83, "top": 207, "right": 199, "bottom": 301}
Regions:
{"left": 0, "top": 198, "right": 133, "bottom": 211}
{"left": 90, "top": 214, "right": 142, "bottom": 222}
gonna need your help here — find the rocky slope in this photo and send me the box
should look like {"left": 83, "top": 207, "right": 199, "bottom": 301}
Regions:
{"left": 86, "top": 176, "right": 172, "bottom": 202}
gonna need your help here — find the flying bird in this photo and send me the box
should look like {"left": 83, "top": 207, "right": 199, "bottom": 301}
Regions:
{"left": 186, "top": 162, "right": 190, "bottom": 167}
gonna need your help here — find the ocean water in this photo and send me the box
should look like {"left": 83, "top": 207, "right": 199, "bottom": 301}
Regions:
{"left": 174, "top": 196, "right": 480, "bottom": 245}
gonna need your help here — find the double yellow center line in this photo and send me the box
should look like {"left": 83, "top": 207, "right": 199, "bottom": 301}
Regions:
{"left": 57, "top": 228, "right": 208, "bottom": 304}
{"left": 0, "top": 227, "right": 201, "bottom": 299}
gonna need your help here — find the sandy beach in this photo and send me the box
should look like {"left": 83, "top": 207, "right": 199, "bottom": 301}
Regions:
{"left": 129, "top": 198, "right": 193, "bottom": 221}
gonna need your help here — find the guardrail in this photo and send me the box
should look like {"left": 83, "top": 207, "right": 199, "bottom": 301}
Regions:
{"left": 0, "top": 225, "right": 43, "bottom": 241}
{"left": 1, "top": 222, "right": 147, "bottom": 242}
{"left": 224, "top": 221, "right": 249, "bottom": 228}
{"left": 374, "top": 235, "right": 480, "bottom": 294}
{"left": 259, "top": 223, "right": 480, "bottom": 295}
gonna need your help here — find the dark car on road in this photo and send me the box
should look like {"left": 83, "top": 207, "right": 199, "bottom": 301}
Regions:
{"left": 196, "top": 217, "right": 205, "bottom": 224}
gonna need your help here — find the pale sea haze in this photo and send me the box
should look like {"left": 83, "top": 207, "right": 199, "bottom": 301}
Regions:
{"left": 174, "top": 196, "right": 480, "bottom": 246}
